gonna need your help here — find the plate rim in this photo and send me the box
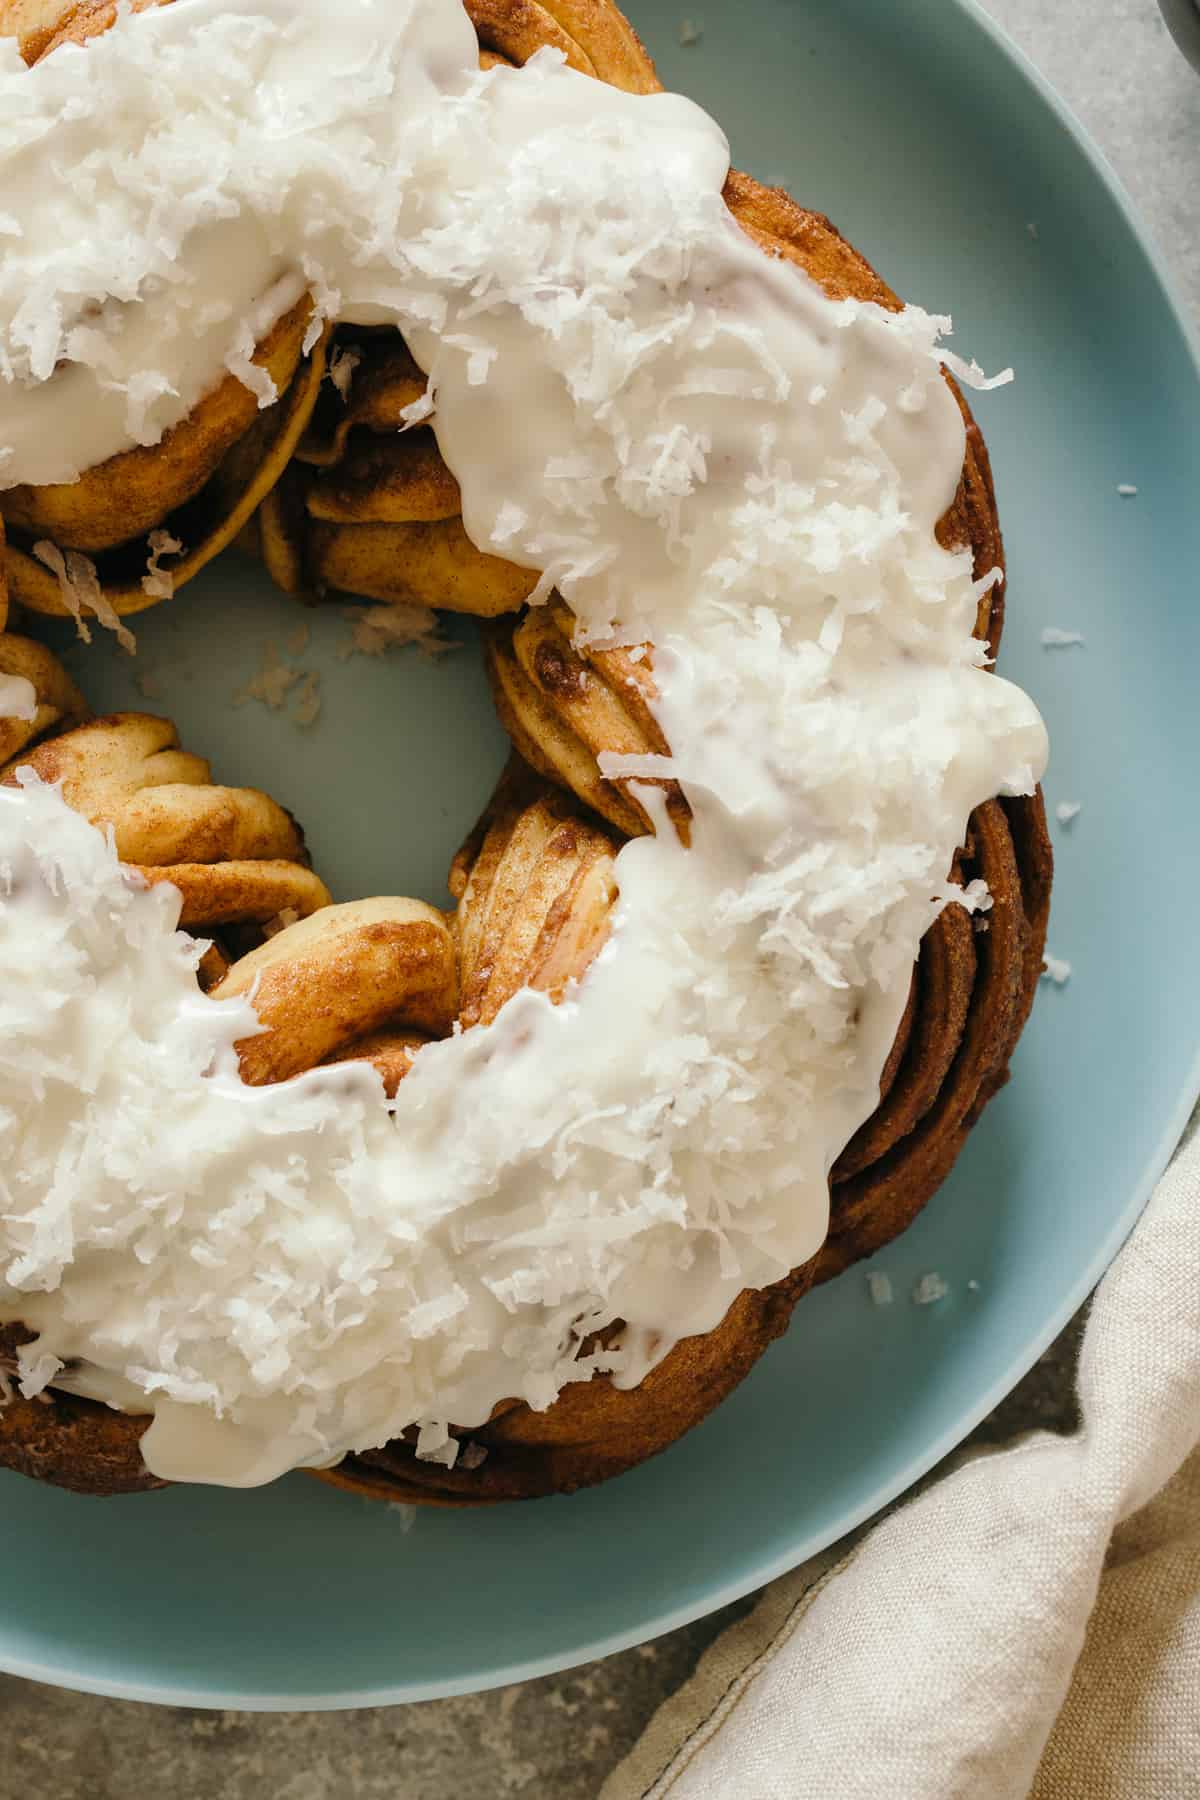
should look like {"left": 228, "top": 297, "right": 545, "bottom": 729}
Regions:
{"left": 2, "top": 0, "right": 1199, "bottom": 1711}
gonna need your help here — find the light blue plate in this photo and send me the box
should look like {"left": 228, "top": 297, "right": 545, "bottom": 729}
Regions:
{"left": 3, "top": 0, "right": 1199, "bottom": 1708}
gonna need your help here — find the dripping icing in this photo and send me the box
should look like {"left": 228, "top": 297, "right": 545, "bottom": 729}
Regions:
{"left": 0, "top": 0, "right": 1047, "bottom": 1484}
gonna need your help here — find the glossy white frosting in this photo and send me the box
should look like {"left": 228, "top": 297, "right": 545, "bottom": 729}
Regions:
{"left": 0, "top": 0, "right": 1047, "bottom": 1485}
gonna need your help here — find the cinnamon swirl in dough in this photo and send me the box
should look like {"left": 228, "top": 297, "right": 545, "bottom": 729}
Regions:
{"left": 0, "top": 708, "right": 330, "bottom": 987}
{"left": 0, "top": 0, "right": 1051, "bottom": 1505}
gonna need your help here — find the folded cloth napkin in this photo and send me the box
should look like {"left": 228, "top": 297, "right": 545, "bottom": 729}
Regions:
{"left": 602, "top": 1104, "right": 1200, "bottom": 1800}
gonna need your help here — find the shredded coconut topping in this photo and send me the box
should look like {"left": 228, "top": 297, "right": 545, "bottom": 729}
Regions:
{"left": 141, "top": 528, "right": 184, "bottom": 601}
{"left": 32, "top": 541, "right": 136, "bottom": 653}
{"left": 338, "top": 602, "right": 452, "bottom": 661}
{"left": 0, "top": 0, "right": 1047, "bottom": 1487}
{"left": 327, "top": 345, "right": 362, "bottom": 401}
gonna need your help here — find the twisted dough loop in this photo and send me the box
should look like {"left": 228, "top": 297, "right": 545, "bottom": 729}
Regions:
{"left": 318, "top": 767, "right": 813, "bottom": 1508}
{"left": 820, "top": 796, "right": 1052, "bottom": 1278}
{"left": 297, "top": 2, "right": 1050, "bottom": 1504}
{"left": 1, "top": 299, "right": 317, "bottom": 557}
{"left": 213, "top": 898, "right": 458, "bottom": 1087}
{"left": 0, "top": 647, "right": 338, "bottom": 1496}
{"left": 485, "top": 600, "right": 690, "bottom": 840}
{"left": 451, "top": 759, "right": 620, "bottom": 1026}
{"left": 253, "top": 343, "right": 539, "bottom": 612}
{"left": 309, "top": 515, "right": 538, "bottom": 618}
{"left": 0, "top": 711, "right": 331, "bottom": 930}
{"left": 4, "top": 304, "right": 331, "bottom": 625}
{"left": 0, "top": 0, "right": 1052, "bottom": 1508}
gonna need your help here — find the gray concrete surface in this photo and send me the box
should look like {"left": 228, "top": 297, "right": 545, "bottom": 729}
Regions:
{"left": 0, "top": 4, "right": 1195, "bottom": 1795}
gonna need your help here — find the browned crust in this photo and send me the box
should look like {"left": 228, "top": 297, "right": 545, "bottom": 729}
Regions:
{"left": 323, "top": 1027, "right": 433, "bottom": 1097}
{"left": 295, "top": 337, "right": 429, "bottom": 469}
{"left": 305, "top": 431, "right": 462, "bottom": 527}
{"left": 0, "top": 0, "right": 1050, "bottom": 1507}
{"left": 5, "top": 305, "right": 331, "bottom": 622}
{"left": 315, "top": 19, "right": 1048, "bottom": 1502}
{"left": 0, "top": 632, "right": 90, "bottom": 765}
{"left": 484, "top": 602, "right": 692, "bottom": 840}
{"left": 212, "top": 900, "right": 458, "bottom": 1084}
{"left": 315, "top": 783, "right": 1047, "bottom": 1505}
{"left": 815, "top": 802, "right": 1038, "bottom": 1280}
{"left": 324, "top": 1273, "right": 812, "bottom": 1504}
{"left": 464, "top": 0, "right": 664, "bottom": 90}
{"left": 0, "top": 1327, "right": 162, "bottom": 1495}
{"left": 0, "top": 712, "right": 333, "bottom": 930}
{"left": 451, "top": 758, "right": 620, "bottom": 1027}
{"left": 0, "top": 1391, "right": 162, "bottom": 1495}
{"left": 833, "top": 903, "right": 977, "bottom": 1182}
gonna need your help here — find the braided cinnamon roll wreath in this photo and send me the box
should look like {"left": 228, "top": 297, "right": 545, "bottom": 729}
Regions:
{"left": 0, "top": 0, "right": 1051, "bottom": 1504}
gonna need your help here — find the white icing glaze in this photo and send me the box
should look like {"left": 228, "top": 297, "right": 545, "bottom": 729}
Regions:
{"left": 0, "top": 0, "right": 1048, "bottom": 1486}
{"left": 0, "top": 675, "right": 38, "bottom": 722}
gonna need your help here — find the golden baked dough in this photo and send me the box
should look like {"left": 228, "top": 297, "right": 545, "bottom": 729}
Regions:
{"left": 0, "top": 1, "right": 331, "bottom": 626}
{"left": 226, "top": 7, "right": 657, "bottom": 612}
{"left": 451, "top": 759, "right": 620, "bottom": 1026}
{"left": 295, "top": 335, "right": 430, "bottom": 469}
{"left": 2, "top": 0, "right": 162, "bottom": 62}
{"left": 212, "top": 897, "right": 458, "bottom": 1086}
{"left": 320, "top": 1276, "right": 815, "bottom": 1506}
{"left": 0, "top": 632, "right": 89, "bottom": 767}
{"left": 0, "top": 0, "right": 1052, "bottom": 1507}
{"left": 0, "top": 658, "right": 336, "bottom": 1496}
{"left": 307, "top": 433, "right": 461, "bottom": 527}
{"left": 308, "top": 515, "right": 539, "bottom": 617}
{"left": 313, "top": 772, "right": 1050, "bottom": 1507}
{"left": 0, "top": 710, "right": 331, "bottom": 933}
{"left": 485, "top": 600, "right": 690, "bottom": 839}
{"left": 4, "top": 304, "right": 331, "bottom": 626}
{"left": 1, "top": 300, "right": 318, "bottom": 557}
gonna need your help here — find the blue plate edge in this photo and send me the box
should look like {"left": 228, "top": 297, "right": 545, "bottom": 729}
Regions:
{"left": 11, "top": 1042, "right": 1198, "bottom": 1716}
{"left": 2, "top": 0, "right": 1198, "bottom": 1712}
{"left": 959, "top": 0, "right": 1200, "bottom": 370}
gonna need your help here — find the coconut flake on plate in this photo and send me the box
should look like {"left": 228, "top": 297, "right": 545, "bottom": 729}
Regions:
{"left": 32, "top": 542, "right": 136, "bottom": 653}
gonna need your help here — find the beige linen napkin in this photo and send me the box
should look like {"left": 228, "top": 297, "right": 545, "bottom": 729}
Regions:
{"left": 602, "top": 1106, "right": 1200, "bottom": 1800}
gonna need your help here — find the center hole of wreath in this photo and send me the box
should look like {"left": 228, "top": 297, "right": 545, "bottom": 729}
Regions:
{"left": 25, "top": 557, "right": 511, "bottom": 911}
